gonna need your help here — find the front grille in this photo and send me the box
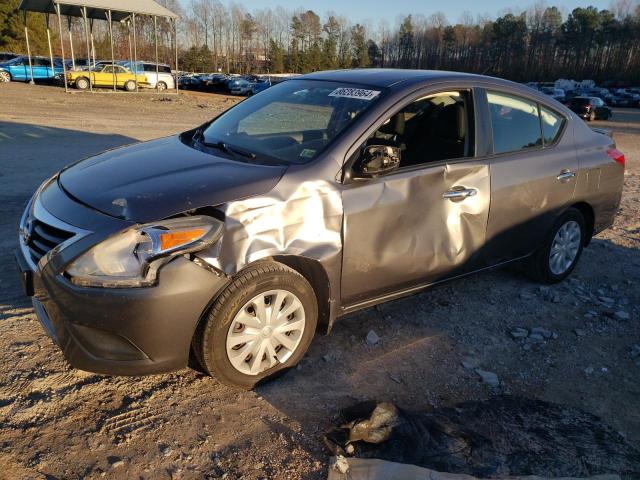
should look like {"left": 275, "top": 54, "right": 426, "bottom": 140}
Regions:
{"left": 26, "top": 218, "right": 74, "bottom": 265}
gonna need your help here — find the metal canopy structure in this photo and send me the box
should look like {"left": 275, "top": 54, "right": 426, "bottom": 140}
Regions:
{"left": 18, "top": 0, "right": 179, "bottom": 94}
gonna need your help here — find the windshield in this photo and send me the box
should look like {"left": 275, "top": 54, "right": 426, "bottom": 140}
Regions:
{"left": 199, "top": 79, "right": 384, "bottom": 165}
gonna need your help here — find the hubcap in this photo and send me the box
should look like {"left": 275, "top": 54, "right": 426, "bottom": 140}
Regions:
{"left": 226, "top": 289, "right": 305, "bottom": 376}
{"left": 549, "top": 220, "right": 581, "bottom": 275}
{"left": 0, "top": 72, "right": 9, "bottom": 82}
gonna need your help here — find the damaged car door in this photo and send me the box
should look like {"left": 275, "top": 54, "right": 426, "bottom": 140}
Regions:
{"left": 341, "top": 89, "right": 491, "bottom": 305}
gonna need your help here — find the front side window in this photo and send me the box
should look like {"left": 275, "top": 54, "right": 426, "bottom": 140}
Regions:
{"left": 488, "top": 91, "right": 542, "bottom": 154}
{"left": 367, "top": 90, "right": 472, "bottom": 168}
{"left": 200, "top": 80, "right": 384, "bottom": 165}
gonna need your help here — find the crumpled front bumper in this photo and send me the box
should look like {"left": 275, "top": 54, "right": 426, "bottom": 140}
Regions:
{"left": 16, "top": 181, "right": 230, "bottom": 375}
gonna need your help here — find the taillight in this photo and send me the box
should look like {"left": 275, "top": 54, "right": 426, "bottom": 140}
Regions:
{"left": 607, "top": 148, "right": 625, "bottom": 168}
{"left": 586, "top": 104, "right": 592, "bottom": 109}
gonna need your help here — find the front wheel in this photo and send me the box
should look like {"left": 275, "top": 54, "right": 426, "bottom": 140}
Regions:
{"left": 75, "top": 77, "right": 90, "bottom": 90}
{"left": 124, "top": 80, "right": 136, "bottom": 92}
{"left": 193, "top": 262, "right": 317, "bottom": 389}
{"left": 526, "top": 208, "right": 585, "bottom": 284}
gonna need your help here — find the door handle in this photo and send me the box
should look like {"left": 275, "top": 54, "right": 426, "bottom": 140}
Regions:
{"left": 442, "top": 186, "right": 477, "bottom": 201}
{"left": 557, "top": 169, "right": 576, "bottom": 182}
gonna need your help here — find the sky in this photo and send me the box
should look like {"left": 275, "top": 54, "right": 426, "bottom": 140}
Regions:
{"left": 180, "top": 0, "right": 615, "bottom": 24}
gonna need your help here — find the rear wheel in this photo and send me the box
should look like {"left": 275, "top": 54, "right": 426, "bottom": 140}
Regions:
{"left": 193, "top": 261, "right": 317, "bottom": 389}
{"left": 124, "top": 80, "right": 136, "bottom": 92}
{"left": 588, "top": 110, "right": 596, "bottom": 121}
{"left": 0, "top": 71, "right": 10, "bottom": 82}
{"left": 526, "top": 208, "right": 585, "bottom": 284}
{"left": 75, "top": 77, "right": 90, "bottom": 90}
{"left": 157, "top": 81, "right": 167, "bottom": 91}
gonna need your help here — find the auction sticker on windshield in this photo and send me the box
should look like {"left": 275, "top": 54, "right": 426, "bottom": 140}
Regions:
{"left": 329, "top": 88, "right": 381, "bottom": 101}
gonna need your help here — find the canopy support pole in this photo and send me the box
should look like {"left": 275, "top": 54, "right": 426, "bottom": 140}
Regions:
{"left": 132, "top": 13, "right": 138, "bottom": 92}
{"left": 153, "top": 15, "right": 159, "bottom": 93}
{"left": 106, "top": 10, "right": 116, "bottom": 91}
{"left": 45, "top": 14, "right": 55, "bottom": 85}
{"left": 174, "top": 18, "right": 179, "bottom": 94}
{"left": 89, "top": 19, "right": 96, "bottom": 69}
{"left": 67, "top": 17, "right": 75, "bottom": 70}
{"left": 55, "top": 4, "right": 68, "bottom": 93}
{"left": 81, "top": 6, "right": 92, "bottom": 92}
{"left": 23, "top": 11, "right": 34, "bottom": 85}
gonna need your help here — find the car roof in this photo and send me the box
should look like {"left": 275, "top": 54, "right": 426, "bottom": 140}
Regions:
{"left": 299, "top": 68, "right": 491, "bottom": 89}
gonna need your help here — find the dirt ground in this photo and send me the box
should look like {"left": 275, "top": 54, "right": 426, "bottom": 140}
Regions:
{"left": 0, "top": 83, "right": 639, "bottom": 480}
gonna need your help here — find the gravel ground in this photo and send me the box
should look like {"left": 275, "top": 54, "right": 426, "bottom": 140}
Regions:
{"left": 0, "top": 83, "right": 639, "bottom": 480}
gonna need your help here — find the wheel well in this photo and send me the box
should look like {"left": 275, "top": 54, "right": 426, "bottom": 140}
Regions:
{"left": 270, "top": 255, "right": 332, "bottom": 334}
{"left": 571, "top": 202, "right": 595, "bottom": 245}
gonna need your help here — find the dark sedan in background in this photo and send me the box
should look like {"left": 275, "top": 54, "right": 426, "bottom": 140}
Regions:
{"left": 567, "top": 96, "right": 612, "bottom": 121}
{"left": 17, "top": 69, "right": 625, "bottom": 388}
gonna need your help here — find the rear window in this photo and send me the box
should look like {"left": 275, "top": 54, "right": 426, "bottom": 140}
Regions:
{"left": 488, "top": 91, "right": 542, "bottom": 154}
{"left": 540, "top": 106, "right": 565, "bottom": 145}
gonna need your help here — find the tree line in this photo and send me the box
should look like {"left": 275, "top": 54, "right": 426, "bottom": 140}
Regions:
{"left": 1, "top": 0, "right": 640, "bottom": 83}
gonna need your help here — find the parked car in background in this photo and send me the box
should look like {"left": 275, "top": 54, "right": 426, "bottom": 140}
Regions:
{"left": 0, "top": 56, "right": 64, "bottom": 82}
{"left": 0, "top": 52, "right": 19, "bottom": 63}
{"left": 608, "top": 92, "right": 637, "bottom": 107}
{"left": 120, "top": 61, "right": 175, "bottom": 90}
{"left": 17, "top": 69, "right": 625, "bottom": 388}
{"left": 226, "top": 77, "right": 253, "bottom": 95}
{"left": 249, "top": 77, "right": 272, "bottom": 95}
{"left": 67, "top": 64, "right": 148, "bottom": 91}
{"left": 567, "top": 96, "right": 612, "bottom": 121}
{"left": 540, "top": 86, "right": 565, "bottom": 102}
{"left": 203, "top": 74, "right": 229, "bottom": 92}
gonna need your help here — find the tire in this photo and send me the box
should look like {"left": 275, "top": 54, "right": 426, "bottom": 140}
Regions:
{"left": 75, "top": 77, "right": 89, "bottom": 90}
{"left": 124, "top": 80, "right": 136, "bottom": 92}
{"left": 194, "top": 261, "right": 318, "bottom": 389}
{"left": 0, "top": 71, "right": 10, "bottom": 82}
{"left": 157, "top": 81, "right": 167, "bottom": 91}
{"left": 526, "top": 208, "right": 585, "bottom": 284}
{"left": 588, "top": 110, "right": 596, "bottom": 121}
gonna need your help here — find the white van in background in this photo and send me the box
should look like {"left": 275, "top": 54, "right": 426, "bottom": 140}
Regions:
{"left": 119, "top": 61, "right": 175, "bottom": 90}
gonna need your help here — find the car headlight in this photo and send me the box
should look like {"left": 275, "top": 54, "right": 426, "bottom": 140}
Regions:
{"left": 66, "top": 215, "right": 223, "bottom": 288}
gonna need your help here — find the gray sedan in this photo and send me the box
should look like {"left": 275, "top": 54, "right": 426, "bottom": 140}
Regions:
{"left": 17, "top": 69, "right": 625, "bottom": 388}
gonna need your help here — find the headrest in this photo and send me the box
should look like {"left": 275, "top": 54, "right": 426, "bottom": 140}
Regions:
{"left": 379, "top": 112, "right": 405, "bottom": 137}
{"left": 434, "top": 103, "right": 465, "bottom": 141}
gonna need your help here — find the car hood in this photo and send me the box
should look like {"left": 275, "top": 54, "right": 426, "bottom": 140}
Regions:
{"left": 58, "top": 135, "right": 286, "bottom": 223}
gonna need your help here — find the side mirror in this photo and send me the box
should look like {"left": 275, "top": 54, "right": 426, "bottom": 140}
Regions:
{"left": 355, "top": 145, "right": 401, "bottom": 177}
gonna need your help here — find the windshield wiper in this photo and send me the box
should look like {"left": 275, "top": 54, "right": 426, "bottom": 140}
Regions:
{"left": 193, "top": 129, "right": 256, "bottom": 160}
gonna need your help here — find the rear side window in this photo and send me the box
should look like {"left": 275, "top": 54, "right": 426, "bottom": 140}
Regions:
{"left": 540, "top": 106, "right": 564, "bottom": 145}
{"left": 160, "top": 66, "right": 171, "bottom": 73}
{"left": 488, "top": 91, "right": 542, "bottom": 154}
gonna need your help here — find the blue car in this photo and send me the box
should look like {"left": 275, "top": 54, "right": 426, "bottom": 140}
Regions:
{"left": 0, "top": 56, "right": 64, "bottom": 83}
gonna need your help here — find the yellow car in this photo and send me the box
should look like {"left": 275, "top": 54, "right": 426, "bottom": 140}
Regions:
{"left": 67, "top": 65, "right": 149, "bottom": 91}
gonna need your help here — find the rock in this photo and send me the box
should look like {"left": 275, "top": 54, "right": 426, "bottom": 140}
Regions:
{"left": 528, "top": 333, "right": 544, "bottom": 343}
{"left": 333, "top": 455, "right": 350, "bottom": 474}
{"left": 110, "top": 459, "right": 125, "bottom": 469}
{"left": 598, "top": 296, "right": 615, "bottom": 304}
{"left": 509, "top": 327, "right": 528, "bottom": 339}
{"left": 584, "top": 366, "right": 594, "bottom": 375}
{"left": 461, "top": 356, "right": 480, "bottom": 369}
{"left": 388, "top": 373, "right": 402, "bottom": 384}
{"left": 475, "top": 369, "right": 500, "bottom": 388}
{"left": 574, "top": 328, "right": 587, "bottom": 337}
{"left": 531, "top": 327, "right": 553, "bottom": 339}
{"left": 614, "top": 310, "right": 630, "bottom": 320}
{"left": 159, "top": 445, "right": 172, "bottom": 457}
{"left": 366, "top": 330, "right": 380, "bottom": 346}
